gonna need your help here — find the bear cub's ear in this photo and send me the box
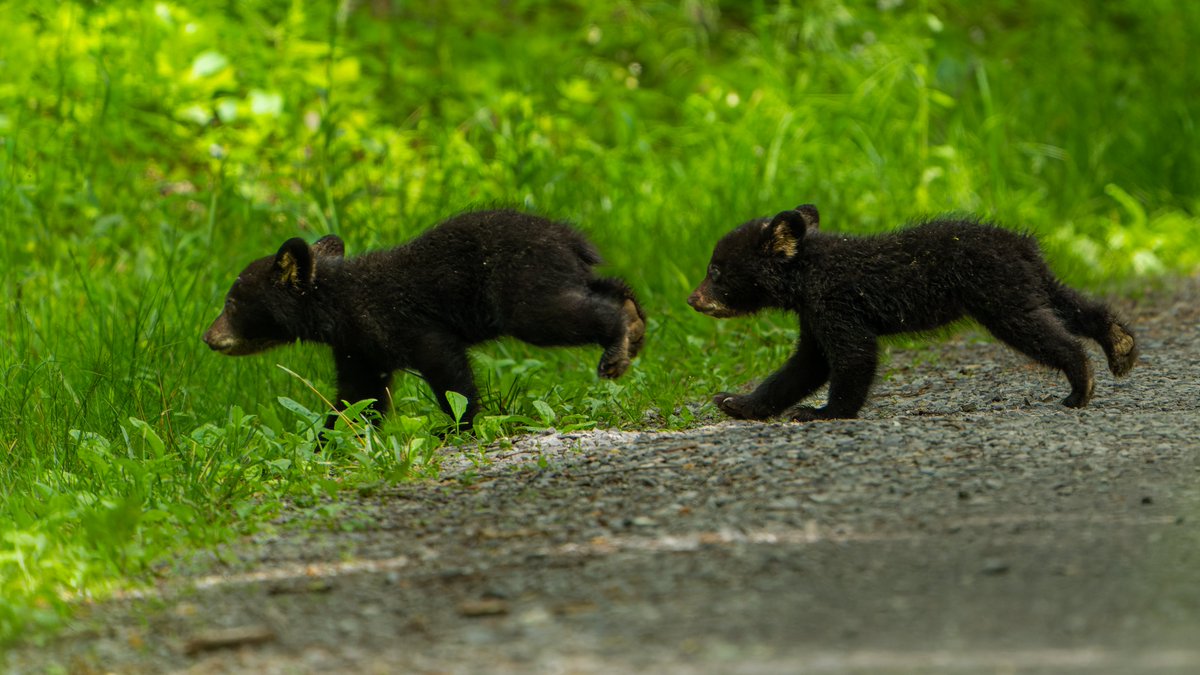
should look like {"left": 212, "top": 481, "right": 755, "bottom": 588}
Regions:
{"left": 793, "top": 204, "right": 819, "bottom": 231}
{"left": 764, "top": 204, "right": 820, "bottom": 258}
{"left": 273, "top": 235, "right": 344, "bottom": 287}
{"left": 273, "top": 238, "right": 315, "bottom": 288}
{"left": 311, "top": 234, "right": 345, "bottom": 259}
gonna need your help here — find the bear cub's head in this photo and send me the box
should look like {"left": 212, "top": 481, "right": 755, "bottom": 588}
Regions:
{"left": 203, "top": 235, "right": 345, "bottom": 356}
{"left": 687, "top": 204, "right": 819, "bottom": 317}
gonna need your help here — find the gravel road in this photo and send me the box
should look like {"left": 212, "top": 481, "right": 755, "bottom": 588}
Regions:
{"left": 8, "top": 278, "right": 1200, "bottom": 674}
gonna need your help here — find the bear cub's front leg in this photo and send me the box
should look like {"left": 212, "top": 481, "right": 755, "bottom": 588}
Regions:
{"left": 707, "top": 332, "right": 833, "bottom": 421}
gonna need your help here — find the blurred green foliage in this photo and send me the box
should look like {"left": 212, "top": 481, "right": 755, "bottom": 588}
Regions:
{"left": 1, "top": 0, "right": 1197, "bottom": 645}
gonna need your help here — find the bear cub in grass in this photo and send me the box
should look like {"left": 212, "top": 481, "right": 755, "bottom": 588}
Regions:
{"left": 203, "top": 209, "right": 646, "bottom": 427}
{"left": 688, "top": 204, "right": 1137, "bottom": 422}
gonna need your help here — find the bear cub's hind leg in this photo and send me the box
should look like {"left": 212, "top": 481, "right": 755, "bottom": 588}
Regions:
{"left": 505, "top": 277, "right": 645, "bottom": 380}
{"left": 974, "top": 307, "right": 1095, "bottom": 408}
{"left": 1047, "top": 284, "right": 1139, "bottom": 377}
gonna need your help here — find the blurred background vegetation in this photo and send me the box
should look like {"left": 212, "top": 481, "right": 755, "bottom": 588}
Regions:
{"left": 1, "top": 0, "right": 1197, "bottom": 645}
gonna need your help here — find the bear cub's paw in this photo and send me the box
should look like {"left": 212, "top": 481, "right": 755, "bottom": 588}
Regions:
{"left": 787, "top": 406, "right": 826, "bottom": 422}
{"left": 597, "top": 298, "right": 646, "bottom": 379}
{"left": 623, "top": 299, "right": 646, "bottom": 360}
{"left": 597, "top": 354, "right": 631, "bottom": 379}
{"left": 1061, "top": 372, "right": 1095, "bottom": 409}
{"left": 713, "top": 392, "right": 771, "bottom": 420}
{"left": 1106, "top": 322, "right": 1138, "bottom": 377}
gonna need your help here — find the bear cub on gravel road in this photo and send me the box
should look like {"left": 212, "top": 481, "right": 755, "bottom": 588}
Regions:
{"left": 204, "top": 209, "right": 646, "bottom": 427}
{"left": 688, "top": 204, "right": 1137, "bottom": 422}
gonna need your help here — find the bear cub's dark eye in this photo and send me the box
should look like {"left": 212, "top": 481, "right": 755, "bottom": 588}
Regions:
{"left": 708, "top": 265, "right": 721, "bottom": 283}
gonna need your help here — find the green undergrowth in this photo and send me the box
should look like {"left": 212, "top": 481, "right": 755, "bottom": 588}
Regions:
{"left": 2, "top": 0, "right": 1198, "bottom": 647}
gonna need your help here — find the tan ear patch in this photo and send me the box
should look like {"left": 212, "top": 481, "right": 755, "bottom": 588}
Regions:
{"left": 276, "top": 251, "right": 301, "bottom": 286}
{"left": 770, "top": 224, "right": 799, "bottom": 257}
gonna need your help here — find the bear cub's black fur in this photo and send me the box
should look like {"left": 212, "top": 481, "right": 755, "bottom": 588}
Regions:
{"left": 688, "top": 204, "right": 1137, "bottom": 422}
{"left": 204, "top": 209, "right": 646, "bottom": 427}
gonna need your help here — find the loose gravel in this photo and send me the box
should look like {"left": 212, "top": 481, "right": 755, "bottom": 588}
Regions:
{"left": 8, "top": 278, "right": 1200, "bottom": 674}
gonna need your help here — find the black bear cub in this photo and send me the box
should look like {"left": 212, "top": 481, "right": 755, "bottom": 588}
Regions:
{"left": 688, "top": 204, "right": 1137, "bottom": 422}
{"left": 204, "top": 209, "right": 646, "bottom": 427}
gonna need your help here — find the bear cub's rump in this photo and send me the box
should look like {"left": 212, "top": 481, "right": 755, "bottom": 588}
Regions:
{"left": 688, "top": 205, "right": 1137, "bottom": 421}
{"left": 204, "top": 209, "right": 646, "bottom": 427}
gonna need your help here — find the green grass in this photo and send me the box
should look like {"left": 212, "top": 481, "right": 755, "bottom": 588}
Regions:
{"left": 1, "top": 0, "right": 1198, "bottom": 646}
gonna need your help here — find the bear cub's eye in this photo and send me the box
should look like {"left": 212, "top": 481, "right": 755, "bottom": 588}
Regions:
{"left": 708, "top": 265, "right": 721, "bottom": 283}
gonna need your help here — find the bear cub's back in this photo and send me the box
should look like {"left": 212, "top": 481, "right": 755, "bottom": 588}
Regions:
{"left": 398, "top": 210, "right": 601, "bottom": 287}
{"left": 338, "top": 210, "right": 608, "bottom": 339}
{"left": 811, "top": 219, "right": 1043, "bottom": 286}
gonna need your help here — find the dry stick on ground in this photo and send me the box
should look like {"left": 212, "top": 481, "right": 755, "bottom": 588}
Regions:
{"left": 183, "top": 625, "right": 276, "bottom": 656}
